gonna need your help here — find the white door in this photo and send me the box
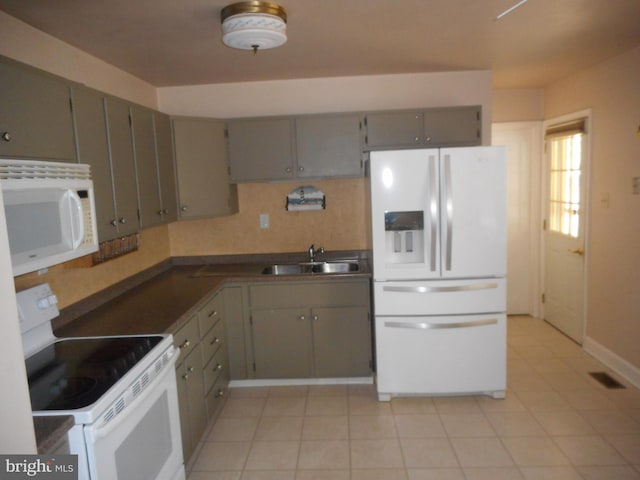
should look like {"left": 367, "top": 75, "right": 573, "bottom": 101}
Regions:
{"left": 441, "top": 147, "right": 507, "bottom": 279}
{"left": 492, "top": 122, "right": 542, "bottom": 315}
{"left": 543, "top": 114, "right": 589, "bottom": 344}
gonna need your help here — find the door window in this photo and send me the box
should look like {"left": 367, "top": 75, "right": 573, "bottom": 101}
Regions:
{"left": 548, "top": 132, "right": 583, "bottom": 238}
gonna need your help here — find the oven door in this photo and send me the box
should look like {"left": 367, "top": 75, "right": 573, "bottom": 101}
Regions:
{"left": 83, "top": 351, "right": 184, "bottom": 480}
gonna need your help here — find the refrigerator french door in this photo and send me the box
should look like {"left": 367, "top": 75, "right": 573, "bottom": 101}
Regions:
{"left": 369, "top": 147, "right": 507, "bottom": 400}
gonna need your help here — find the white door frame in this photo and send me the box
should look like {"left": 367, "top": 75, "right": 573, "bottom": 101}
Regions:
{"left": 540, "top": 109, "right": 592, "bottom": 341}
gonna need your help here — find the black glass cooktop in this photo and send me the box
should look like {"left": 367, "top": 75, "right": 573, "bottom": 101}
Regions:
{"left": 26, "top": 336, "right": 162, "bottom": 411}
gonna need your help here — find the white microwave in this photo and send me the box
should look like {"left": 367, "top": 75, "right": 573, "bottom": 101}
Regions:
{"left": 0, "top": 160, "right": 99, "bottom": 276}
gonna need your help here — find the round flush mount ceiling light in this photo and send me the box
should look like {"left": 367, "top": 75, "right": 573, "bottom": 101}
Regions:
{"left": 220, "top": 1, "right": 287, "bottom": 53}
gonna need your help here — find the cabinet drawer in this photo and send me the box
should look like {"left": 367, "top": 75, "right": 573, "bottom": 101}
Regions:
{"left": 374, "top": 278, "right": 505, "bottom": 316}
{"left": 201, "top": 318, "right": 225, "bottom": 366}
{"left": 250, "top": 281, "right": 369, "bottom": 309}
{"left": 198, "top": 293, "right": 223, "bottom": 336}
{"left": 205, "top": 374, "right": 228, "bottom": 421}
{"left": 203, "top": 344, "right": 228, "bottom": 395}
{"left": 173, "top": 314, "right": 200, "bottom": 354}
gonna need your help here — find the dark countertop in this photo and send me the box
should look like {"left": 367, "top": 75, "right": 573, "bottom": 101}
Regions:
{"left": 38, "top": 253, "right": 370, "bottom": 453}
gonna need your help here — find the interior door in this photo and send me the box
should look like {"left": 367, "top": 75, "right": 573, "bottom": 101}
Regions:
{"left": 441, "top": 147, "right": 507, "bottom": 278}
{"left": 543, "top": 121, "right": 588, "bottom": 343}
{"left": 492, "top": 122, "right": 542, "bottom": 315}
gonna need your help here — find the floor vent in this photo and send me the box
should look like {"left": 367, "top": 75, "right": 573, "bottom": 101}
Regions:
{"left": 589, "top": 371, "right": 626, "bottom": 389}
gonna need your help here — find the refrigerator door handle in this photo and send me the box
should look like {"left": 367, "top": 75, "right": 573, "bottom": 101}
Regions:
{"left": 383, "top": 282, "right": 499, "bottom": 293}
{"left": 443, "top": 154, "right": 453, "bottom": 271}
{"left": 384, "top": 318, "right": 498, "bottom": 330}
{"left": 428, "top": 154, "right": 438, "bottom": 271}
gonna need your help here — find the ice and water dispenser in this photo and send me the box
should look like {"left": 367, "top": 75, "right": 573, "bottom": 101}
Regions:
{"left": 384, "top": 210, "right": 424, "bottom": 264}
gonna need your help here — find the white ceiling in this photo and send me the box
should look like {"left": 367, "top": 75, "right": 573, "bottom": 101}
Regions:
{"left": 1, "top": 0, "right": 639, "bottom": 89}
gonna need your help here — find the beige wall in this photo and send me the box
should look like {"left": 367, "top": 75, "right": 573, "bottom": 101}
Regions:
{"left": 0, "top": 11, "right": 157, "bottom": 108}
{"left": 159, "top": 70, "right": 493, "bottom": 256}
{"left": 544, "top": 46, "right": 640, "bottom": 371}
{"left": 492, "top": 89, "right": 544, "bottom": 122}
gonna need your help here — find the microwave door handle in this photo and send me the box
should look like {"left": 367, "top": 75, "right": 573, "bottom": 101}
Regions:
{"left": 68, "top": 190, "right": 84, "bottom": 249}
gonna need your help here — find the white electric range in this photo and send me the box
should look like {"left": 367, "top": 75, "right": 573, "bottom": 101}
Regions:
{"left": 18, "top": 283, "right": 185, "bottom": 480}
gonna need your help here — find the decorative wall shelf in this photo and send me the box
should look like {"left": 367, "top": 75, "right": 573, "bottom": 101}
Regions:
{"left": 286, "top": 185, "right": 325, "bottom": 211}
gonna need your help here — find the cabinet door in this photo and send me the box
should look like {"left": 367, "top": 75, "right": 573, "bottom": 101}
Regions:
{"left": 227, "top": 118, "right": 295, "bottom": 182}
{"left": 224, "top": 285, "right": 249, "bottom": 380}
{"left": 252, "top": 308, "right": 312, "bottom": 378}
{"left": 423, "top": 106, "right": 481, "bottom": 146}
{"left": 131, "top": 105, "right": 162, "bottom": 229}
{"left": 177, "top": 345, "right": 207, "bottom": 462}
{"left": 0, "top": 61, "right": 75, "bottom": 161}
{"left": 174, "top": 362, "right": 192, "bottom": 463}
{"left": 173, "top": 118, "right": 238, "bottom": 218}
{"left": 71, "top": 86, "right": 116, "bottom": 241}
{"left": 363, "top": 111, "right": 423, "bottom": 150}
{"left": 154, "top": 113, "right": 178, "bottom": 223}
{"left": 295, "top": 114, "right": 362, "bottom": 178}
{"left": 104, "top": 97, "right": 139, "bottom": 236}
{"left": 312, "top": 306, "right": 372, "bottom": 377}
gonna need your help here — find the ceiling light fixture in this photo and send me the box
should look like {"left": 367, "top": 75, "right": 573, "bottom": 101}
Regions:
{"left": 220, "top": 1, "right": 287, "bottom": 54}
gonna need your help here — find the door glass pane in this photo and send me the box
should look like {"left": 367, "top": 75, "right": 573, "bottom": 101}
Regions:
{"left": 548, "top": 133, "right": 582, "bottom": 238}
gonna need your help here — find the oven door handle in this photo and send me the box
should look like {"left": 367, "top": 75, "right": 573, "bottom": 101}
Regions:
{"left": 90, "top": 347, "right": 180, "bottom": 441}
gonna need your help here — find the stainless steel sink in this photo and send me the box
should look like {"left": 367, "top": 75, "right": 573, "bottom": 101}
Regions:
{"left": 261, "top": 261, "right": 359, "bottom": 275}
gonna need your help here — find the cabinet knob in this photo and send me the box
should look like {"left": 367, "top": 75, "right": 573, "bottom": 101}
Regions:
{"left": 1, "top": 132, "right": 11, "bottom": 142}
{"left": 312, "top": 315, "right": 319, "bottom": 321}
{"left": 210, "top": 337, "right": 221, "bottom": 345}
{"left": 285, "top": 167, "right": 292, "bottom": 173}
{"left": 215, "top": 363, "right": 223, "bottom": 371}
{"left": 182, "top": 373, "right": 189, "bottom": 380}
{"left": 119, "top": 217, "right": 126, "bottom": 224}
{"left": 187, "top": 366, "right": 195, "bottom": 373}
{"left": 181, "top": 205, "right": 188, "bottom": 212}
{"left": 163, "top": 209, "right": 169, "bottom": 214}
{"left": 298, "top": 166, "right": 304, "bottom": 172}
{"left": 215, "top": 389, "right": 225, "bottom": 398}
{"left": 110, "top": 219, "right": 118, "bottom": 227}
{"left": 180, "top": 339, "right": 191, "bottom": 349}
{"left": 425, "top": 136, "right": 431, "bottom": 143}
{"left": 208, "top": 310, "right": 218, "bottom": 318}
{"left": 157, "top": 210, "right": 164, "bottom": 216}
{"left": 414, "top": 136, "right": 420, "bottom": 143}
{"left": 299, "top": 315, "right": 306, "bottom": 321}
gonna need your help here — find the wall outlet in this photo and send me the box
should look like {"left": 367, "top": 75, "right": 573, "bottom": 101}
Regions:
{"left": 259, "top": 213, "right": 270, "bottom": 229}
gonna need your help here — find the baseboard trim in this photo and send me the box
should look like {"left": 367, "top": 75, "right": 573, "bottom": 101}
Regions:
{"left": 229, "top": 377, "right": 374, "bottom": 388}
{"left": 583, "top": 336, "right": 640, "bottom": 389}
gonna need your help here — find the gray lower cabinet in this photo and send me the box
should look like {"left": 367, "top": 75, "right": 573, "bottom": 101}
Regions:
{"left": 364, "top": 106, "right": 482, "bottom": 150}
{"left": 172, "top": 117, "right": 238, "bottom": 219}
{"left": 173, "top": 290, "right": 229, "bottom": 465}
{"left": 247, "top": 279, "right": 372, "bottom": 379}
{"left": 0, "top": 58, "right": 76, "bottom": 161}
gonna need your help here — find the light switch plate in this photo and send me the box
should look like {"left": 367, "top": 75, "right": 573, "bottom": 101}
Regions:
{"left": 259, "top": 213, "right": 270, "bottom": 229}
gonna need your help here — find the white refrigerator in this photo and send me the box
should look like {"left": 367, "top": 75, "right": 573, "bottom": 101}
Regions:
{"left": 369, "top": 146, "right": 507, "bottom": 401}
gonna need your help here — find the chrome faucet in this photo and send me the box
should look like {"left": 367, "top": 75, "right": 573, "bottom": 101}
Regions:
{"left": 308, "top": 244, "right": 324, "bottom": 263}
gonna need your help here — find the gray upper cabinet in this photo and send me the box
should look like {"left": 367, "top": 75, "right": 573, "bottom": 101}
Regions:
{"left": 0, "top": 59, "right": 76, "bottom": 161}
{"left": 103, "top": 97, "right": 139, "bottom": 237}
{"left": 364, "top": 106, "right": 482, "bottom": 150}
{"left": 70, "top": 86, "right": 117, "bottom": 241}
{"left": 172, "top": 117, "right": 238, "bottom": 219}
{"left": 154, "top": 113, "right": 178, "bottom": 224}
{"left": 295, "top": 114, "right": 362, "bottom": 178}
{"left": 131, "top": 105, "right": 162, "bottom": 230}
{"left": 423, "top": 106, "right": 481, "bottom": 146}
{"left": 363, "top": 111, "right": 423, "bottom": 150}
{"left": 227, "top": 118, "right": 295, "bottom": 182}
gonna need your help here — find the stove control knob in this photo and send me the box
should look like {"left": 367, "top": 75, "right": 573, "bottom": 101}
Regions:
{"left": 37, "top": 298, "right": 50, "bottom": 310}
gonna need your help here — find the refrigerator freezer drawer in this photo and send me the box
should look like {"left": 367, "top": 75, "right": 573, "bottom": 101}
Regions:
{"left": 375, "top": 313, "right": 506, "bottom": 399}
{"left": 374, "top": 278, "right": 506, "bottom": 316}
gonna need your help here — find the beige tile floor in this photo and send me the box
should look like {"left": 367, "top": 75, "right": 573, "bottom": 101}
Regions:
{"left": 187, "top": 316, "right": 640, "bottom": 480}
